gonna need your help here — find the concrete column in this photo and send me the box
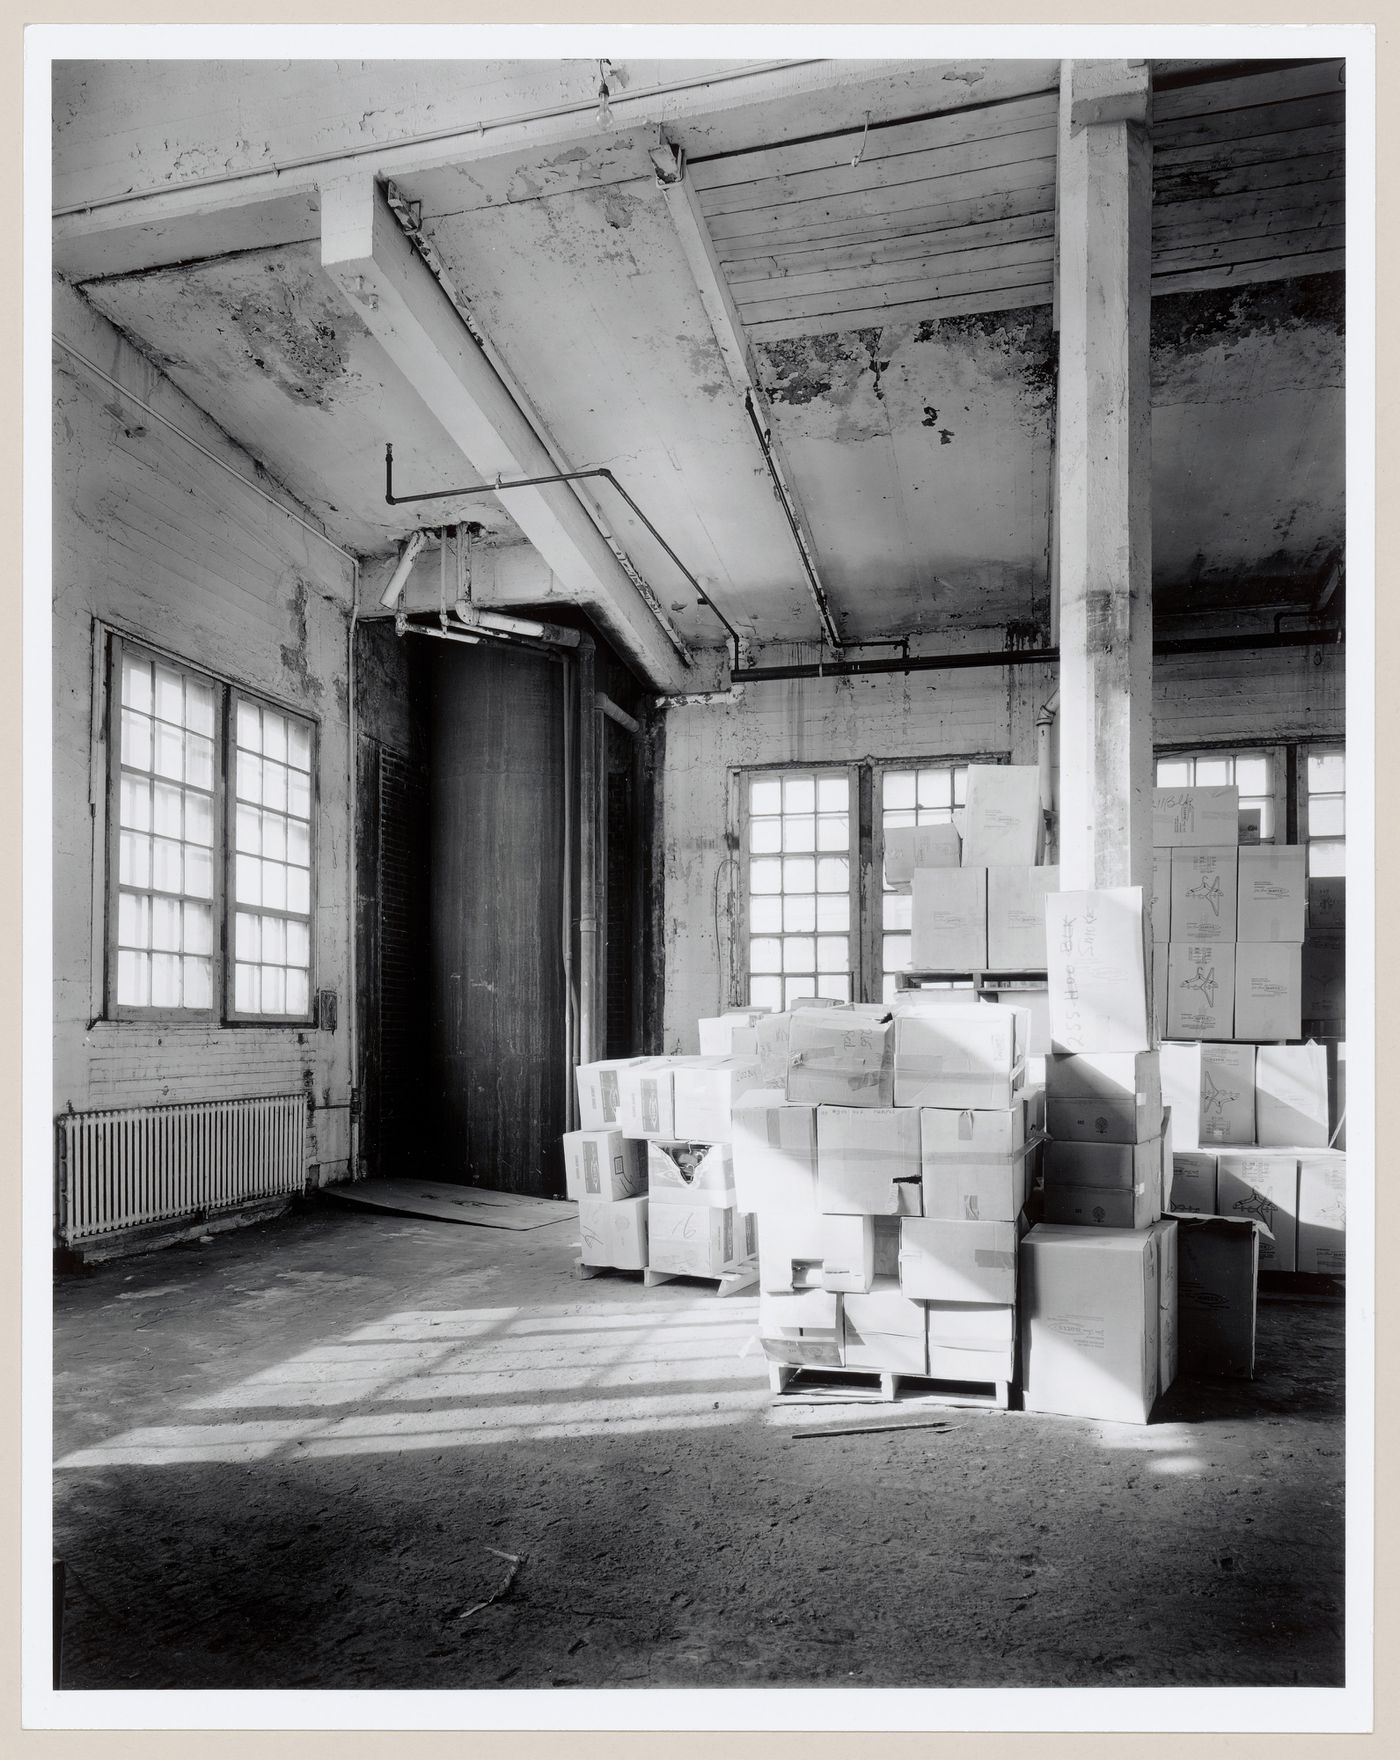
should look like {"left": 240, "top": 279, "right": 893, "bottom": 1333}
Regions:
{"left": 1055, "top": 61, "right": 1154, "bottom": 907}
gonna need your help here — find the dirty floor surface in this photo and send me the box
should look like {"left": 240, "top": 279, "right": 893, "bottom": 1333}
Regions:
{"left": 53, "top": 1202, "right": 1345, "bottom": 1691}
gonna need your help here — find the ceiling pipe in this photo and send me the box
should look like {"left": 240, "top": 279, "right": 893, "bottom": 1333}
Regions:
{"left": 730, "top": 625, "right": 1342, "bottom": 684}
{"left": 744, "top": 390, "right": 843, "bottom": 652}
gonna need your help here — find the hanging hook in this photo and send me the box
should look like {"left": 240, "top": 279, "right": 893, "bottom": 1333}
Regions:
{"left": 849, "top": 112, "right": 872, "bottom": 171}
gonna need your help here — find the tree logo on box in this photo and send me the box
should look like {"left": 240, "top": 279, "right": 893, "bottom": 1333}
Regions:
{"left": 1094, "top": 1115, "right": 1108, "bottom": 1135}
{"left": 1091, "top": 1204, "right": 1107, "bottom": 1224}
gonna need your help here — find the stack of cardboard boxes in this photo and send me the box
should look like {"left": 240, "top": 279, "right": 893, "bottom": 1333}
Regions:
{"left": 887, "top": 765, "right": 1058, "bottom": 979}
{"left": 566, "top": 1045, "right": 763, "bottom": 1280}
{"left": 1019, "top": 885, "right": 1179, "bottom": 1425}
{"left": 1152, "top": 784, "right": 1308, "bottom": 1043}
{"left": 743, "top": 999, "right": 1034, "bottom": 1389}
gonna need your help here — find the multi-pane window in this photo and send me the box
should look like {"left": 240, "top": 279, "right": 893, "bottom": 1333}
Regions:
{"left": 1155, "top": 750, "right": 1276, "bottom": 841}
{"left": 1305, "top": 749, "right": 1345, "bottom": 877}
{"left": 114, "top": 649, "right": 217, "bottom": 1010}
{"left": 745, "top": 771, "right": 854, "bottom": 1010}
{"left": 878, "top": 763, "right": 969, "bottom": 1001}
{"left": 108, "top": 637, "right": 315, "bottom": 1022}
{"left": 233, "top": 699, "right": 314, "bottom": 1018}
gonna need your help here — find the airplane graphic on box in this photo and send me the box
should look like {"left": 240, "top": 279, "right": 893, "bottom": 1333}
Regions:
{"left": 1201, "top": 1068, "right": 1239, "bottom": 1120}
{"left": 1183, "top": 964, "right": 1218, "bottom": 1009}
{"left": 1187, "top": 872, "right": 1223, "bottom": 918}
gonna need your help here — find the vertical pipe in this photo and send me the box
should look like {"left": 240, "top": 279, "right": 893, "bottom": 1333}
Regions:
{"left": 1037, "top": 687, "right": 1060, "bottom": 864}
{"left": 577, "top": 636, "right": 600, "bottom": 1071}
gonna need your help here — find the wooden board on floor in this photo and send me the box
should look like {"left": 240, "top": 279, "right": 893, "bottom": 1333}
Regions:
{"left": 323, "top": 1179, "right": 575, "bottom": 1230}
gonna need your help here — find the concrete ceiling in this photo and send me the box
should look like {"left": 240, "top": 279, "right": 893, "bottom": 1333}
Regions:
{"left": 58, "top": 55, "right": 1347, "bottom": 660}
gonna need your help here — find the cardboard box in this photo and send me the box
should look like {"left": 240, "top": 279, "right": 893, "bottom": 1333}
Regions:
{"left": 1296, "top": 1149, "right": 1346, "bottom": 1276}
{"left": 575, "top": 1057, "right": 647, "bottom": 1130}
{"left": 1255, "top": 1042, "right": 1329, "bottom": 1148}
{"left": 758, "top": 1288, "right": 843, "bottom": 1367}
{"left": 962, "top": 765, "right": 1043, "bottom": 867}
{"left": 757, "top": 1210, "right": 825, "bottom": 1292}
{"left": 872, "top": 1214, "right": 901, "bottom": 1279}
{"left": 617, "top": 1058, "right": 706, "bottom": 1140}
{"left": 986, "top": 865, "right": 1058, "bottom": 971}
{"left": 731, "top": 1091, "right": 819, "bottom": 1214}
{"left": 697, "top": 1010, "right": 770, "bottom": 1056}
{"left": 1046, "top": 1050, "right": 1160, "bottom": 1106}
{"left": 1020, "top": 1223, "right": 1163, "bottom": 1425}
{"left": 920, "top": 1102, "right": 1027, "bottom": 1218}
{"left": 671, "top": 1055, "right": 764, "bottom": 1144}
{"left": 578, "top": 1195, "right": 648, "bottom": 1271}
{"left": 1237, "top": 845, "right": 1307, "bottom": 943}
{"left": 990, "top": 987, "right": 1052, "bottom": 1056}
{"left": 1152, "top": 942, "right": 1168, "bottom": 1043}
{"left": 1041, "top": 1180, "right": 1159, "bottom": 1230}
{"left": 562, "top": 1129, "right": 645, "bottom": 1202}
{"left": 893, "top": 1007, "right": 1027, "bottom": 1110}
{"left": 1233, "top": 942, "right": 1302, "bottom": 1042}
{"left": 754, "top": 1012, "right": 793, "bottom": 1086}
{"left": 1152, "top": 786, "right": 1240, "bottom": 848}
{"left": 1151, "top": 849, "right": 1172, "bottom": 942}
{"left": 926, "top": 1303, "right": 1016, "bottom": 1383}
{"left": 884, "top": 821, "right": 961, "bottom": 888}
{"left": 898, "top": 1217, "right": 1017, "bottom": 1304}
{"left": 1308, "top": 875, "right": 1346, "bottom": 930}
{"left": 911, "top": 867, "right": 988, "bottom": 970}
{"left": 1046, "top": 887, "right": 1151, "bottom": 1053}
{"left": 1177, "top": 1217, "right": 1259, "bottom": 1377}
{"left": 818, "top": 1215, "right": 877, "bottom": 1294}
{"left": 1170, "top": 1151, "right": 1218, "bottom": 1215}
{"left": 1158, "top": 1042, "right": 1201, "bottom": 1153}
{"left": 843, "top": 1277, "right": 929, "bottom": 1374}
{"left": 1045, "top": 1094, "right": 1163, "bottom": 1145}
{"left": 647, "top": 1201, "right": 754, "bottom": 1278}
{"left": 1200, "top": 1043, "right": 1257, "bottom": 1146}
{"left": 1334, "top": 1042, "right": 1348, "bottom": 1150}
{"left": 1151, "top": 1217, "right": 1179, "bottom": 1394}
{"left": 1165, "top": 942, "right": 1236, "bottom": 1041}
{"left": 816, "top": 1107, "right": 923, "bottom": 1216}
{"left": 1170, "top": 847, "right": 1239, "bottom": 943}
{"left": 786, "top": 1009, "right": 894, "bottom": 1108}
{"left": 646, "top": 1140, "right": 736, "bottom": 1207}
{"left": 1302, "top": 929, "right": 1346, "bottom": 1023}
{"left": 1216, "top": 1149, "right": 1299, "bottom": 1272}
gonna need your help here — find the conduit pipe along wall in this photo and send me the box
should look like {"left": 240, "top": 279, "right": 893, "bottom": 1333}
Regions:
{"left": 1037, "top": 688, "right": 1059, "bottom": 863}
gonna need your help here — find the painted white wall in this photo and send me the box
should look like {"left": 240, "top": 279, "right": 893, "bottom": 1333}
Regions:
{"left": 52, "top": 282, "right": 357, "bottom": 1189}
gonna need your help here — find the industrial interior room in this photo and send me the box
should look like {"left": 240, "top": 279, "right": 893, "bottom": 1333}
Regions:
{"left": 44, "top": 47, "right": 1357, "bottom": 1702}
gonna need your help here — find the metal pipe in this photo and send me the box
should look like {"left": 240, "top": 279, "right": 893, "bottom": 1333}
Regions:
{"left": 577, "top": 636, "right": 600, "bottom": 1070}
{"left": 744, "top": 390, "right": 843, "bottom": 651}
{"left": 1035, "top": 689, "right": 1059, "bottom": 864}
{"left": 384, "top": 444, "right": 741, "bottom": 668}
{"left": 731, "top": 626, "right": 1342, "bottom": 684}
{"left": 599, "top": 694, "right": 641, "bottom": 736}
{"left": 54, "top": 60, "right": 825, "bottom": 220}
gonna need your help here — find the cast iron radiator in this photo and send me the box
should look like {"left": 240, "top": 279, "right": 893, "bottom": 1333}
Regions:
{"left": 55, "top": 1094, "right": 308, "bottom": 1245}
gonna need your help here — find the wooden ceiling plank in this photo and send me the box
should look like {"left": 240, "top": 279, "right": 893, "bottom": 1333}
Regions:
{"left": 748, "top": 282, "right": 1053, "bottom": 342}
{"left": 1152, "top": 223, "right": 1345, "bottom": 273}
{"left": 715, "top": 183, "right": 1056, "bottom": 263}
{"left": 731, "top": 236, "right": 1054, "bottom": 308}
{"left": 724, "top": 210, "right": 1056, "bottom": 286}
{"left": 1151, "top": 247, "right": 1345, "bottom": 296}
{"left": 1154, "top": 151, "right": 1343, "bottom": 207}
{"left": 1155, "top": 121, "right": 1342, "bottom": 173}
{"left": 1155, "top": 90, "right": 1343, "bottom": 153}
{"left": 695, "top": 123, "right": 1059, "bottom": 220}
{"left": 706, "top": 158, "right": 1056, "bottom": 244}
{"left": 738, "top": 256, "right": 1055, "bottom": 326}
{"left": 1153, "top": 183, "right": 1342, "bottom": 248}
{"left": 1151, "top": 59, "right": 1344, "bottom": 122}
{"left": 687, "top": 90, "right": 1059, "bottom": 192}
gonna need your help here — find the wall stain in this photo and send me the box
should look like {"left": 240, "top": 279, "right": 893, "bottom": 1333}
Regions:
{"left": 280, "top": 576, "right": 325, "bottom": 700}
{"left": 228, "top": 260, "right": 351, "bottom": 409}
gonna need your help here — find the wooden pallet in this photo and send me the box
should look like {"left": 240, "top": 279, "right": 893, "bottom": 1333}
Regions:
{"left": 644, "top": 1264, "right": 759, "bottom": 1298}
{"left": 572, "top": 1256, "right": 645, "bottom": 1282}
{"left": 767, "top": 1361, "right": 1012, "bottom": 1411}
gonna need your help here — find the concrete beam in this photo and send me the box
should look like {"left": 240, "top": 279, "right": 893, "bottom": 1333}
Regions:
{"left": 319, "top": 174, "right": 691, "bottom": 691}
{"left": 1054, "top": 61, "right": 1154, "bottom": 908}
{"left": 652, "top": 140, "right": 843, "bottom": 650}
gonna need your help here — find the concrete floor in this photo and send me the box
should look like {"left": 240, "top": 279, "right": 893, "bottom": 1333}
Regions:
{"left": 53, "top": 1200, "right": 1345, "bottom": 1691}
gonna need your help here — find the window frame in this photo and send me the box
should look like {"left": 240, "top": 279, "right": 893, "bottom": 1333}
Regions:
{"left": 1152, "top": 741, "right": 1287, "bottom": 845}
{"left": 224, "top": 687, "right": 320, "bottom": 1027}
{"left": 102, "top": 628, "right": 318, "bottom": 1028}
{"left": 1299, "top": 742, "right": 1346, "bottom": 878}
{"left": 735, "top": 763, "right": 862, "bottom": 1010}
